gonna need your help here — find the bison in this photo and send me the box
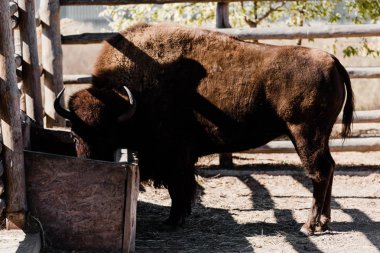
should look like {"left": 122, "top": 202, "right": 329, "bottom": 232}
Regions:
{"left": 55, "top": 23, "right": 354, "bottom": 236}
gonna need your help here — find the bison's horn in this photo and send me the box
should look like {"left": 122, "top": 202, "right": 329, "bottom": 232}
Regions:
{"left": 118, "top": 86, "right": 137, "bottom": 122}
{"left": 54, "top": 88, "right": 72, "bottom": 120}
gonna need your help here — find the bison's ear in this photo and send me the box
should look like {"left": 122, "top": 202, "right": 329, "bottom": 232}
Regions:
{"left": 117, "top": 86, "right": 137, "bottom": 122}
{"left": 54, "top": 88, "right": 72, "bottom": 120}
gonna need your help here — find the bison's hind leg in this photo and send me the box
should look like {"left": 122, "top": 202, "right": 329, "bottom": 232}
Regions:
{"left": 314, "top": 150, "right": 335, "bottom": 233}
{"left": 287, "top": 123, "right": 335, "bottom": 236}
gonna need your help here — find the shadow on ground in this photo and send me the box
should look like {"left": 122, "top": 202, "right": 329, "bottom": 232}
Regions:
{"left": 136, "top": 164, "right": 380, "bottom": 252}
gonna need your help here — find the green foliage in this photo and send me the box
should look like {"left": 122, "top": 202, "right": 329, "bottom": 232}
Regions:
{"left": 100, "top": 3, "right": 217, "bottom": 30}
{"left": 345, "top": 0, "right": 380, "bottom": 24}
{"left": 100, "top": 0, "right": 380, "bottom": 57}
{"left": 343, "top": 45, "right": 359, "bottom": 57}
{"left": 286, "top": 1, "right": 342, "bottom": 26}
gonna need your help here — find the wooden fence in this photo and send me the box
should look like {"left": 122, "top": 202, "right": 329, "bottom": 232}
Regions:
{"left": 54, "top": 0, "right": 380, "bottom": 168}
{"left": 0, "top": 0, "right": 34, "bottom": 230}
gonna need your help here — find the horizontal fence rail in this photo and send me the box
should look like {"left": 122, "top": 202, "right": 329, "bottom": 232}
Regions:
{"left": 63, "top": 74, "right": 92, "bottom": 84}
{"left": 347, "top": 67, "right": 380, "bottom": 79}
{"left": 61, "top": 24, "right": 380, "bottom": 44}
{"left": 337, "top": 110, "right": 380, "bottom": 124}
{"left": 60, "top": 0, "right": 302, "bottom": 6}
{"left": 221, "top": 24, "right": 380, "bottom": 40}
{"left": 250, "top": 137, "right": 380, "bottom": 153}
{"left": 62, "top": 32, "right": 115, "bottom": 44}
{"left": 62, "top": 67, "right": 380, "bottom": 84}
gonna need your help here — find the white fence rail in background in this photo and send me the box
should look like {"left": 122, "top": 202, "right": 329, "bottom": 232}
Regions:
{"left": 60, "top": 24, "right": 380, "bottom": 44}
{"left": 252, "top": 137, "right": 380, "bottom": 154}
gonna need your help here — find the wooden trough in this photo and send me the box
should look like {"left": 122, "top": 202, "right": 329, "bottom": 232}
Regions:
{"left": 25, "top": 128, "right": 139, "bottom": 252}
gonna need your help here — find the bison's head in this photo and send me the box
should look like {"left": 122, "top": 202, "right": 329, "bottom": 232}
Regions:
{"left": 55, "top": 86, "right": 136, "bottom": 161}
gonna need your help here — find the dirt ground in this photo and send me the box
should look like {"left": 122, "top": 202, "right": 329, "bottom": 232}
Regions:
{"left": 136, "top": 152, "right": 380, "bottom": 253}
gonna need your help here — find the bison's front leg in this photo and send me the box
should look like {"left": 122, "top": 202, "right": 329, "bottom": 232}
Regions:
{"left": 165, "top": 149, "right": 197, "bottom": 228}
{"left": 139, "top": 145, "right": 197, "bottom": 229}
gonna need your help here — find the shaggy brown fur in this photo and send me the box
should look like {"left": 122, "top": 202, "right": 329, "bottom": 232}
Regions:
{"left": 56, "top": 23, "right": 354, "bottom": 235}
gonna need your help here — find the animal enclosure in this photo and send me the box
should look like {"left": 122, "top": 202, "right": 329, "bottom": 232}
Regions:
{"left": 1, "top": 0, "right": 380, "bottom": 252}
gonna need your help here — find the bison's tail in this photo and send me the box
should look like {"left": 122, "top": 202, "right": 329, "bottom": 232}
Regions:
{"left": 332, "top": 55, "right": 355, "bottom": 138}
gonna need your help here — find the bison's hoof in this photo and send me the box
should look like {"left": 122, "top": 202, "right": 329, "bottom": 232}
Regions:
{"left": 300, "top": 225, "right": 314, "bottom": 236}
{"left": 315, "top": 223, "right": 330, "bottom": 232}
{"left": 159, "top": 222, "right": 179, "bottom": 232}
{"left": 160, "top": 217, "right": 185, "bottom": 231}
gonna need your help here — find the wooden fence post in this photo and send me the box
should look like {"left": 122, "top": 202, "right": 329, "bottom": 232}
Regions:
{"left": 216, "top": 2, "right": 231, "bottom": 28}
{"left": 216, "top": 2, "right": 233, "bottom": 168}
{"left": 18, "top": 0, "right": 44, "bottom": 127}
{"left": 40, "top": 0, "right": 65, "bottom": 127}
{"left": 0, "top": 0, "right": 27, "bottom": 229}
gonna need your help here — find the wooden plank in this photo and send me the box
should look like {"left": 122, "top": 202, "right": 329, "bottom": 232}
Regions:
{"left": 219, "top": 153, "right": 233, "bottom": 168}
{"left": 249, "top": 137, "right": 380, "bottom": 153}
{"left": 61, "top": 24, "right": 380, "bottom": 44}
{"left": 337, "top": 110, "right": 380, "bottom": 124}
{"left": 63, "top": 74, "right": 92, "bottom": 84}
{"left": 347, "top": 67, "right": 380, "bottom": 79}
{"left": 198, "top": 167, "right": 380, "bottom": 177}
{"left": 0, "top": 0, "right": 26, "bottom": 230}
{"left": 13, "top": 28, "right": 25, "bottom": 112}
{"left": 62, "top": 32, "right": 116, "bottom": 44}
{"left": 123, "top": 164, "right": 139, "bottom": 253}
{"left": 40, "top": 0, "right": 65, "bottom": 127}
{"left": 18, "top": 0, "right": 44, "bottom": 127}
{"left": 25, "top": 151, "right": 130, "bottom": 251}
{"left": 216, "top": 2, "right": 231, "bottom": 29}
{"left": 222, "top": 23, "right": 380, "bottom": 40}
{"left": 60, "top": 0, "right": 302, "bottom": 6}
